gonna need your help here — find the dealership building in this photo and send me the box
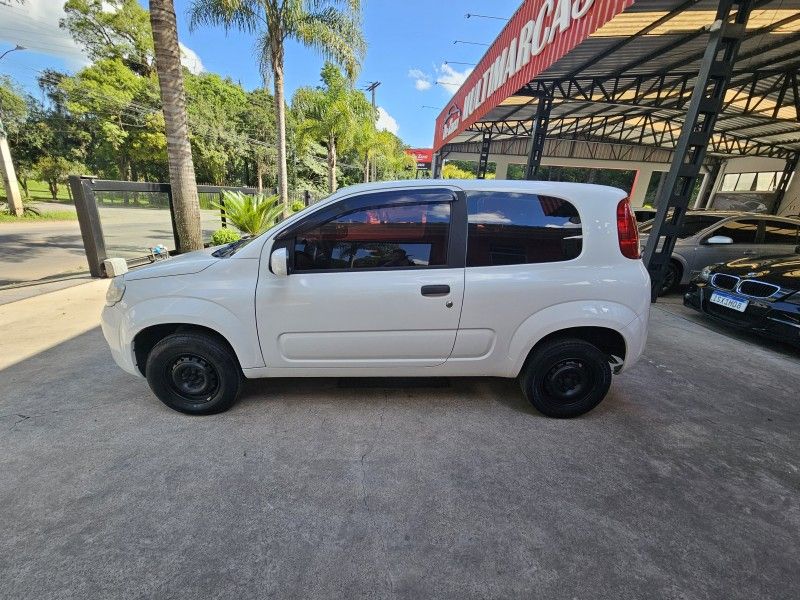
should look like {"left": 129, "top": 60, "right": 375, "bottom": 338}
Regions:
{"left": 432, "top": 0, "right": 800, "bottom": 290}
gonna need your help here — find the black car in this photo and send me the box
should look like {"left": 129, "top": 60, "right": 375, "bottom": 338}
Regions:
{"left": 684, "top": 253, "right": 800, "bottom": 347}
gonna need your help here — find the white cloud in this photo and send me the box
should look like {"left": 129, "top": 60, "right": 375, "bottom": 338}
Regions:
{"left": 436, "top": 63, "right": 473, "bottom": 96}
{"left": 180, "top": 43, "right": 204, "bottom": 75}
{"left": 376, "top": 107, "right": 399, "bottom": 135}
{"left": 0, "top": 0, "right": 88, "bottom": 68}
{"left": 407, "top": 68, "right": 431, "bottom": 92}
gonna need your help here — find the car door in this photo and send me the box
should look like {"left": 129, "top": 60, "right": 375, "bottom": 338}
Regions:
{"left": 255, "top": 187, "right": 466, "bottom": 369}
{"left": 753, "top": 219, "right": 800, "bottom": 257}
{"left": 695, "top": 218, "right": 760, "bottom": 266}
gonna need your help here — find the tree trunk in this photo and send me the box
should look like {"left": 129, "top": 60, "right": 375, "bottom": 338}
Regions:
{"left": 150, "top": 0, "right": 203, "bottom": 252}
{"left": 49, "top": 179, "right": 58, "bottom": 200}
{"left": 256, "top": 160, "right": 264, "bottom": 193}
{"left": 327, "top": 136, "right": 337, "bottom": 193}
{"left": 273, "top": 54, "right": 290, "bottom": 217}
{"left": 363, "top": 152, "right": 369, "bottom": 183}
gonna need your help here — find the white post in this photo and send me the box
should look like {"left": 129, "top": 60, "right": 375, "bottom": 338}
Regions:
{"left": 0, "top": 127, "right": 24, "bottom": 217}
{"left": 493, "top": 157, "right": 511, "bottom": 180}
{"left": 629, "top": 167, "right": 654, "bottom": 207}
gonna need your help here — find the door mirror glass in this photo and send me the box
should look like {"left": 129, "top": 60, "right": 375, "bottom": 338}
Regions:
{"left": 270, "top": 247, "right": 288, "bottom": 276}
{"left": 706, "top": 235, "right": 734, "bottom": 245}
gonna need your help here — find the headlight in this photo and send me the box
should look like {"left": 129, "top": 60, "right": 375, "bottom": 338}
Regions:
{"left": 699, "top": 265, "right": 714, "bottom": 282}
{"left": 105, "top": 276, "right": 126, "bottom": 306}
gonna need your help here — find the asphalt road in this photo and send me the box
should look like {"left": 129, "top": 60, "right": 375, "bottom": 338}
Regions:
{"left": 0, "top": 202, "right": 223, "bottom": 286}
{"left": 1, "top": 286, "right": 798, "bottom": 600}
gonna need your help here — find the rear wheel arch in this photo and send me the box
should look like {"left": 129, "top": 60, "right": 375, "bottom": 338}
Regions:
{"left": 518, "top": 326, "right": 627, "bottom": 378}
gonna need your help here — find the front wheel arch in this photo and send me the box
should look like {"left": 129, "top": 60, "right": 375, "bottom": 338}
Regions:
{"left": 133, "top": 323, "right": 241, "bottom": 377}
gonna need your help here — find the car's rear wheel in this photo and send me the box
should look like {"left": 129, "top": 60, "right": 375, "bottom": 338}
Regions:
{"left": 145, "top": 332, "right": 242, "bottom": 415}
{"left": 659, "top": 261, "right": 681, "bottom": 296}
{"left": 519, "top": 339, "right": 612, "bottom": 418}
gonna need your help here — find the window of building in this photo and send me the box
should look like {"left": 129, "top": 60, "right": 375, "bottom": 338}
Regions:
{"left": 466, "top": 192, "right": 582, "bottom": 266}
{"left": 293, "top": 201, "right": 451, "bottom": 271}
{"left": 719, "top": 171, "right": 784, "bottom": 192}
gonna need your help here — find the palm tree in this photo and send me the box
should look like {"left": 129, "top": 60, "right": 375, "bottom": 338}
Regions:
{"left": 150, "top": 0, "right": 203, "bottom": 251}
{"left": 294, "top": 62, "right": 372, "bottom": 193}
{"left": 188, "top": 0, "right": 365, "bottom": 213}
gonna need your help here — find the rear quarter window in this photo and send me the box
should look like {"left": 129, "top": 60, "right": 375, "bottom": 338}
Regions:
{"left": 466, "top": 191, "right": 582, "bottom": 267}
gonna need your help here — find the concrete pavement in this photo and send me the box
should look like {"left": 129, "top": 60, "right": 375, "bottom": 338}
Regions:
{"left": 1, "top": 285, "right": 798, "bottom": 599}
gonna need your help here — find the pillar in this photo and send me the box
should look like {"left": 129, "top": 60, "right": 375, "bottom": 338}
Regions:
{"left": 629, "top": 167, "right": 655, "bottom": 207}
{"left": 0, "top": 129, "right": 23, "bottom": 217}
{"left": 777, "top": 165, "right": 800, "bottom": 216}
{"left": 493, "top": 157, "right": 511, "bottom": 180}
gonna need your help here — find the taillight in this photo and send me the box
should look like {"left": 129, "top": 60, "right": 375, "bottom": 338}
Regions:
{"left": 617, "top": 198, "right": 640, "bottom": 259}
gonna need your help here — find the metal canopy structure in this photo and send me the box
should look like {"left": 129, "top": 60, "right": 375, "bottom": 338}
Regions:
{"left": 435, "top": 0, "right": 800, "bottom": 162}
{"left": 433, "top": 0, "right": 800, "bottom": 299}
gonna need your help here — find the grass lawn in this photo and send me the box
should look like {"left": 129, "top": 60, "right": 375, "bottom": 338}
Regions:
{"left": 0, "top": 211, "right": 77, "bottom": 223}
{"left": 23, "top": 180, "right": 73, "bottom": 203}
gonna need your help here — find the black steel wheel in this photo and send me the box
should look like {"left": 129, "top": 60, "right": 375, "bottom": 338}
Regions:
{"left": 146, "top": 332, "right": 242, "bottom": 415}
{"left": 520, "top": 339, "right": 612, "bottom": 418}
{"left": 659, "top": 261, "right": 681, "bottom": 296}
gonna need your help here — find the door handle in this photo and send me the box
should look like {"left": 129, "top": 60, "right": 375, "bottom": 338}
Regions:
{"left": 421, "top": 284, "right": 450, "bottom": 296}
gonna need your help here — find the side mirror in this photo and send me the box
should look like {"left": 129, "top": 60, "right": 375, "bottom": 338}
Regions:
{"left": 705, "top": 235, "right": 734, "bottom": 245}
{"left": 270, "top": 247, "right": 288, "bottom": 276}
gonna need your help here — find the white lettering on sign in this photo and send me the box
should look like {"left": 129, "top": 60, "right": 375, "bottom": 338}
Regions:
{"left": 457, "top": 0, "right": 595, "bottom": 128}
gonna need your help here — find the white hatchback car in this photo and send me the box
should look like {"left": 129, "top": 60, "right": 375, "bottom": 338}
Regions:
{"left": 101, "top": 180, "right": 650, "bottom": 417}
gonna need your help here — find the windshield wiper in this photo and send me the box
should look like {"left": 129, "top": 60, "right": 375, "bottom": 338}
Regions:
{"left": 212, "top": 237, "right": 251, "bottom": 258}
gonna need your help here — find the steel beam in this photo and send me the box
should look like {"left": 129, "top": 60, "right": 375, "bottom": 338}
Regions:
{"left": 525, "top": 94, "right": 553, "bottom": 180}
{"left": 643, "top": 0, "right": 755, "bottom": 301}
{"left": 477, "top": 133, "right": 492, "bottom": 179}
{"left": 772, "top": 152, "right": 799, "bottom": 214}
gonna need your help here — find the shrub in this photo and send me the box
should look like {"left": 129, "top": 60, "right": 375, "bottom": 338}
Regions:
{"left": 290, "top": 200, "right": 305, "bottom": 213}
{"left": 211, "top": 227, "right": 241, "bottom": 246}
{"left": 212, "top": 191, "right": 283, "bottom": 236}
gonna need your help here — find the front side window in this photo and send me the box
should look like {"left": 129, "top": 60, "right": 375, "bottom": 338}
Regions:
{"left": 293, "top": 201, "right": 451, "bottom": 271}
{"left": 713, "top": 219, "right": 760, "bottom": 244}
{"left": 466, "top": 191, "right": 582, "bottom": 267}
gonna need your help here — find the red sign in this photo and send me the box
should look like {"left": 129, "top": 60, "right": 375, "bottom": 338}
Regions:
{"left": 405, "top": 148, "right": 433, "bottom": 168}
{"left": 433, "top": 0, "right": 635, "bottom": 151}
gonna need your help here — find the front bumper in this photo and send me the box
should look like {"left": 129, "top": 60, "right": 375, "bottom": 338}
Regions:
{"left": 101, "top": 303, "right": 141, "bottom": 377}
{"left": 684, "top": 284, "right": 800, "bottom": 346}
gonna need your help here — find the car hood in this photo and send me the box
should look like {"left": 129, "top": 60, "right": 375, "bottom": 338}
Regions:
{"left": 717, "top": 254, "right": 800, "bottom": 289}
{"left": 124, "top": 248, "right": 219, "bottom": 281}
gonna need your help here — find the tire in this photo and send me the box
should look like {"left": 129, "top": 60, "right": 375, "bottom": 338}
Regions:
{"left": 519, "top": 339, "right": 612, "bottom": 418}
{"left": 659, "top": 261, "right": 681, "bottom": 296}
{"left": 145, "top": 332, "right": 242, "bottom": 415}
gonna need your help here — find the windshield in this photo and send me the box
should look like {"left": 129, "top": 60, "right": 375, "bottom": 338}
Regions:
{"left": 639, "top": 214, "right": 725, "bottom": 239}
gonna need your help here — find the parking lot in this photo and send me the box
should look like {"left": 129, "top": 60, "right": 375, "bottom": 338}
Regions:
{"left": 1, "top": 284, "right": 798, "bottom": 599}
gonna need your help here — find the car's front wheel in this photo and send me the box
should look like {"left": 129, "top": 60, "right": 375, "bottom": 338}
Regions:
{"left": 520, "top": 339, "right": 612, "bottom": 418}
{"left": 145, "top": 332, "right": 242, "bottom": 415}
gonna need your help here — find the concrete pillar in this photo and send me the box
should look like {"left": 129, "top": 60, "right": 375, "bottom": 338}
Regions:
{"left": 493, "top": 157, "right": 511, "bottom": 180}
{"left": 0, "top": 129, "right": 24, "bottom": 217}
{"left": 629, "top": 167, "right": 655, "bottom": 207}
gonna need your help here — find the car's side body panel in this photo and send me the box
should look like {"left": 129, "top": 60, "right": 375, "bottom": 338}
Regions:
{"left": 103, "top": 259, "right": 263, "bottom": 376}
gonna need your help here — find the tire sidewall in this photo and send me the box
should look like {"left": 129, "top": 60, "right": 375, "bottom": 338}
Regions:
{"left": 521, "top": 339, "right": 612, "bottom": 418}
{"left": 146, "top": 333, "right": 241, "bottom": 415}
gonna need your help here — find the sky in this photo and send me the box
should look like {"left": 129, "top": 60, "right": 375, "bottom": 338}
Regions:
{"left": 0, "top": 0, "right": 521, "bottom": 148}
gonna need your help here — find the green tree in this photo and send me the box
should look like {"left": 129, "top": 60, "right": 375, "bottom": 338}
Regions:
{"left": 61, "top": 0, "right": 155, "bottom": 76}
{"left": 243, "top": 88, "right": 277, "bottom": 192}
{"left": 34, "top": 155, "right": 85, "bottom": 200}
{"left": 188, "top": 0, "right": 365, "bottom": 212}
{"left": 150, "top": 0, "right": 203, "bottom": 252}
{"left": 293, "top": 63, "right": 372, "bottom": 193}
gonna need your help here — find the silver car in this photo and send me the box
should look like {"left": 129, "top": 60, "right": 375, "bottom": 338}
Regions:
{"left": 639, "top": 211, "right": 800, "bottom": 294}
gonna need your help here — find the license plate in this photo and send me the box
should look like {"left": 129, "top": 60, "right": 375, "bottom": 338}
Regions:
{"left": 710, "top": 291, "right": 749, "bottom": 312}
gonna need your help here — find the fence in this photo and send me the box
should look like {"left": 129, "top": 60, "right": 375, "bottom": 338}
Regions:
{"left": 69, "top": 176, "right": 264, "bottom": 277}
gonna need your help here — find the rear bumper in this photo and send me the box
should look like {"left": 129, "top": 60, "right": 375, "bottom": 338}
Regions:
{"left": 619, "top": 312, "right": 648, "bottom": 372}
{"left": 684, "top": 285, "right": 800, "bottom": 346}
